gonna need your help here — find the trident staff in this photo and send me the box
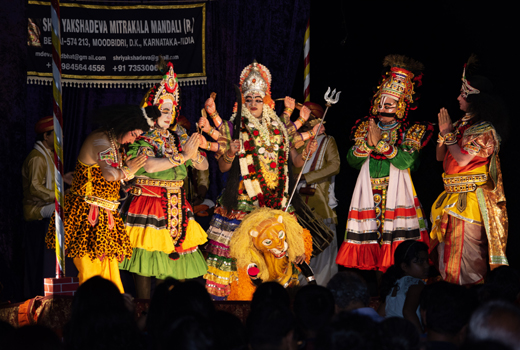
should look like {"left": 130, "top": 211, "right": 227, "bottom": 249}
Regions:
{"left": 285, "top": 87, "right": 340, "bottom": 211}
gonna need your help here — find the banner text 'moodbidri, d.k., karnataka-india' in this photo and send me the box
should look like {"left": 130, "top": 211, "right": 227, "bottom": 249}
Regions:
{"left": 27, "top": 1, "right": 206, "bottom": 88}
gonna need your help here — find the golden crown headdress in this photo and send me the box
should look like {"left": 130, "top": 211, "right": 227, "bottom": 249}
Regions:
{"left": 371, "top": 55, "right": 424, "bottom": 120}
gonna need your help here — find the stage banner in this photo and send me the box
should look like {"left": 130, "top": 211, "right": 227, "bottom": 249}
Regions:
{"left": 27, "top": 1, "right": 206, "bottom": 87}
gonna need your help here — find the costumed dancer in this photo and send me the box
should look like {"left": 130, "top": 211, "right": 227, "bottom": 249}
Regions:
{"left": 46, "top": 105, "right": 152, "bottom": 292}
{"left": 294, "top": 102, "right": 340, "bottom": 286}
{"left": 430, "top": 56, "right": 508, "bottom": 285}
{"left": 336, "top": 55, "right": 433, "bottom": 272}
{"left": 229, "top": 207, "right": 313, "bottom": 300}
{"left": 201, "top": 60, "right": 321, "bottom": 300}
{"left": 119, "top": 61, "right": 208, "bottom": 299}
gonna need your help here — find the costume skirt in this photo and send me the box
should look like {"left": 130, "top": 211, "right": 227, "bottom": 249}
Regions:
{"left": 119, "top": 184, "right": 207, "bottom": 280}
{"left": 336, "top": 162, "right": 429, "bottom": 272}
{"left": 203, "top": 206, "right": 248, "bottom": 300}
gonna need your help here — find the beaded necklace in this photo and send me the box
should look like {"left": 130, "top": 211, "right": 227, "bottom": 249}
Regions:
{"left": 108, "top": 129, "right": 122, "bottom": 168}
{"left": 378, "top": 120, "right": 399, "bottom": 130}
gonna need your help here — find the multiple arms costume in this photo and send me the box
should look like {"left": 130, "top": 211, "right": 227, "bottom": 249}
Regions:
{"left": 203, "top": 61, "right": 313, "bottom": 300}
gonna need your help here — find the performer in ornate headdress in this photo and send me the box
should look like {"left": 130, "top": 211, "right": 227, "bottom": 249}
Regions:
{"left": 119, "top": 60, "right": 209, "bottom": 299}
{"left": 336, "top": 54, "right": 434, "bottom": 272}
{"left": 200, "top": 60, "right": 319, "bottom": 300}
{"left": 430, "top": 56, "right": 508, "bottom": 285}
{"left": 46, "top": 105, "right": 153, "bottom": 292}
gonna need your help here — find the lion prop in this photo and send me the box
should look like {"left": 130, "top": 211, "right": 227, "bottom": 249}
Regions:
{"left": 228, "top": 207, "right": 313, "bottom": 300}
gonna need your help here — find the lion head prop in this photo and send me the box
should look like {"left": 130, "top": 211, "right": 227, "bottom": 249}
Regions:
{"left": 228, "top": 207, "right": 312, "bottom": 300}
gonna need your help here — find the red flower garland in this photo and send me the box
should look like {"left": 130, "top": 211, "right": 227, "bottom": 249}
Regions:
{"left": 241, "top": 116, "right": 288, "bottom": 210}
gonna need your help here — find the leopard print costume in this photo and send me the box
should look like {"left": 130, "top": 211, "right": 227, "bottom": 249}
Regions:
{"left": 46, "top": 160, "right": 133, "bottom": 261}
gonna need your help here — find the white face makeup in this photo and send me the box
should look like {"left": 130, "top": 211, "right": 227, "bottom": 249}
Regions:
{"left": 157, "top": 100, "right": 174, "bottom": 128}
{"left": 378, "top": 96, "right": 398, "bottom": 124}
{"left": 245, "top": 93, "right": 264, "bottom": 118}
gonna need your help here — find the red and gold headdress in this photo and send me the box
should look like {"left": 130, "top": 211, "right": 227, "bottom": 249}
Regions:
{"left": 141, "top": 60, "right": 180, "bottom": 111}
{"left": 238, "top": 60, "right": 274, "bottom": 109}
{"left": 371, "top": 55, "right": 424, "bottom": 120}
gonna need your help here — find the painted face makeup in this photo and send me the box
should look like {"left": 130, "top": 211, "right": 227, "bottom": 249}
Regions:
{"left": 245, "top": 93, "right": 264, "bottom": 118}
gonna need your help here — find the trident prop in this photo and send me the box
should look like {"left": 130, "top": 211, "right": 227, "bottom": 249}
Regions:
{"left": 284, "top": 87, "right": 341, "bottom": 211}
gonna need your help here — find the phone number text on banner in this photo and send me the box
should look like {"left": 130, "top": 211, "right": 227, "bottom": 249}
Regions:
{"left": 27, "top": 1, "right": 206, "bottom": 88}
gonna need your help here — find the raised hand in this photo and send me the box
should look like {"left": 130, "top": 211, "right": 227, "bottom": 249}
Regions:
{"left": 229, "top": 139, "right": 240, "bottom": 156}
{"left": 125, "top": 154, "right": 148, "bottom": 173}
{"left": 199, "top": 135, "right": 208, "bottom": 150}
{"left": 312, "top": 123, "right": 325, "bottom": 137}
{"left": 300, "top": 105, "right": 311, "bottom": 121}
{"left": 182, "top": 134, "right": 201, "bottom": 160}
{"left": 438, "top": 108, "right": 453, "bottom": 135}
{"left": 307, "top": 138, "right": 318, "bottom": 154}
{"left": 368, "top": 119, "right": 381, "bottom": 146}
{"left": 284, "top": 96, "right": 296, "bottom": 110}
{"left": 198, "top": 116, "right": 210, "bottom": 133}
{"left": 204, "top": 97, "right": 216, "bottom": 115}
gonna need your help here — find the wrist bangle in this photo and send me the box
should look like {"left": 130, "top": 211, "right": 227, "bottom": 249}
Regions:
{"left": 437, "top": 132, "right": 445, "bottom": 145}
{"left": 208, "top": 126, "right": 215, "bottom": 135}
{"left": 209, "top": 111, "right": 219, "bottom": 119}
{"left": 308, "top": 130, "right": 315, "bottom": 138}
{"left": 375, "top": 140, "right": 390, "bottom": 154}
{"left": 223, "top": 151, "right": 235, "bottom": 164}
{"left": 444, "top": 132, "right": 457, "bottom": 145}
{"left": 193, "top": 152, "right": 204, "bottom": 164}
{"left": 297, "top": 116, "right": 307, "bottom": 125}
{"left": 284, "top": 107, "right": 294, "bottom": 115}
{"left": 206, "top": 141, "right": 212, "bottom": 151}
{"left": 168, "top": 153, "right": 184, "bottom": 167}
{"left": 121, "top": 165, "right": 134, "bottom": 180}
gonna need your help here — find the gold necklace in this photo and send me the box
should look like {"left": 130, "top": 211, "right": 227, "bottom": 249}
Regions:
{"left": 108, "top": 129, "right": 122, "bottom": 168}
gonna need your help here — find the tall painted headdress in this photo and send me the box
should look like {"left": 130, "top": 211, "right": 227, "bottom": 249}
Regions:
{"left": 370, "top": 54, "right": 424, "bottom": 121}
{"left": 141, "top": 58, "right": 180, "bottom": 116}
{"left": 238, "top": 60, "right": 275, "bottom": 109}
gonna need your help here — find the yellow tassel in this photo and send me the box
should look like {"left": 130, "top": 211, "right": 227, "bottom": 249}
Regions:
{"left": 86, "top": 167, "right": 92, "bottom": 196}
{"left": 181, "top": 219, "right": 208, "bottom": 250}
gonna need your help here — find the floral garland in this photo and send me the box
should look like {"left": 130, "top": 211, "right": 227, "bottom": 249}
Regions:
{"left": 237, "top": 105, "right": 290, "bottom": 209}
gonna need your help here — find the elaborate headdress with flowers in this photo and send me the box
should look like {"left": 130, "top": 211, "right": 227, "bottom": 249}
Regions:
{"left": 141, "top": 58, "right": 180, "bottom": 113}
{"left": 370, "top": 54, "right": 424, "bottom": 121}
{"left": 238, "top": 60, "right": 275, "bottom": 109}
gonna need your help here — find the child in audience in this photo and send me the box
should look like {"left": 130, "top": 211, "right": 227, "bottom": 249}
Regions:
{"left": 378, "top": 240, "right": 429, "bottom": 332}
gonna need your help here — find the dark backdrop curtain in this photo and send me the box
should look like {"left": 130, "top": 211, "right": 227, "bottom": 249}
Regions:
{"left": 0, "top": 0, "right": 310, "bottom": 302}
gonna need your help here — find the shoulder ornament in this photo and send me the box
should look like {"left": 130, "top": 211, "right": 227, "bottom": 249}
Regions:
{"left": 402, "top": 122, "right": 434, "bottom": 151}
{"left": 98, "top": 147, "right": 118, "bottom": 167}
{"left": 353, "top": 120, "right": 370, "bottom": 144}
